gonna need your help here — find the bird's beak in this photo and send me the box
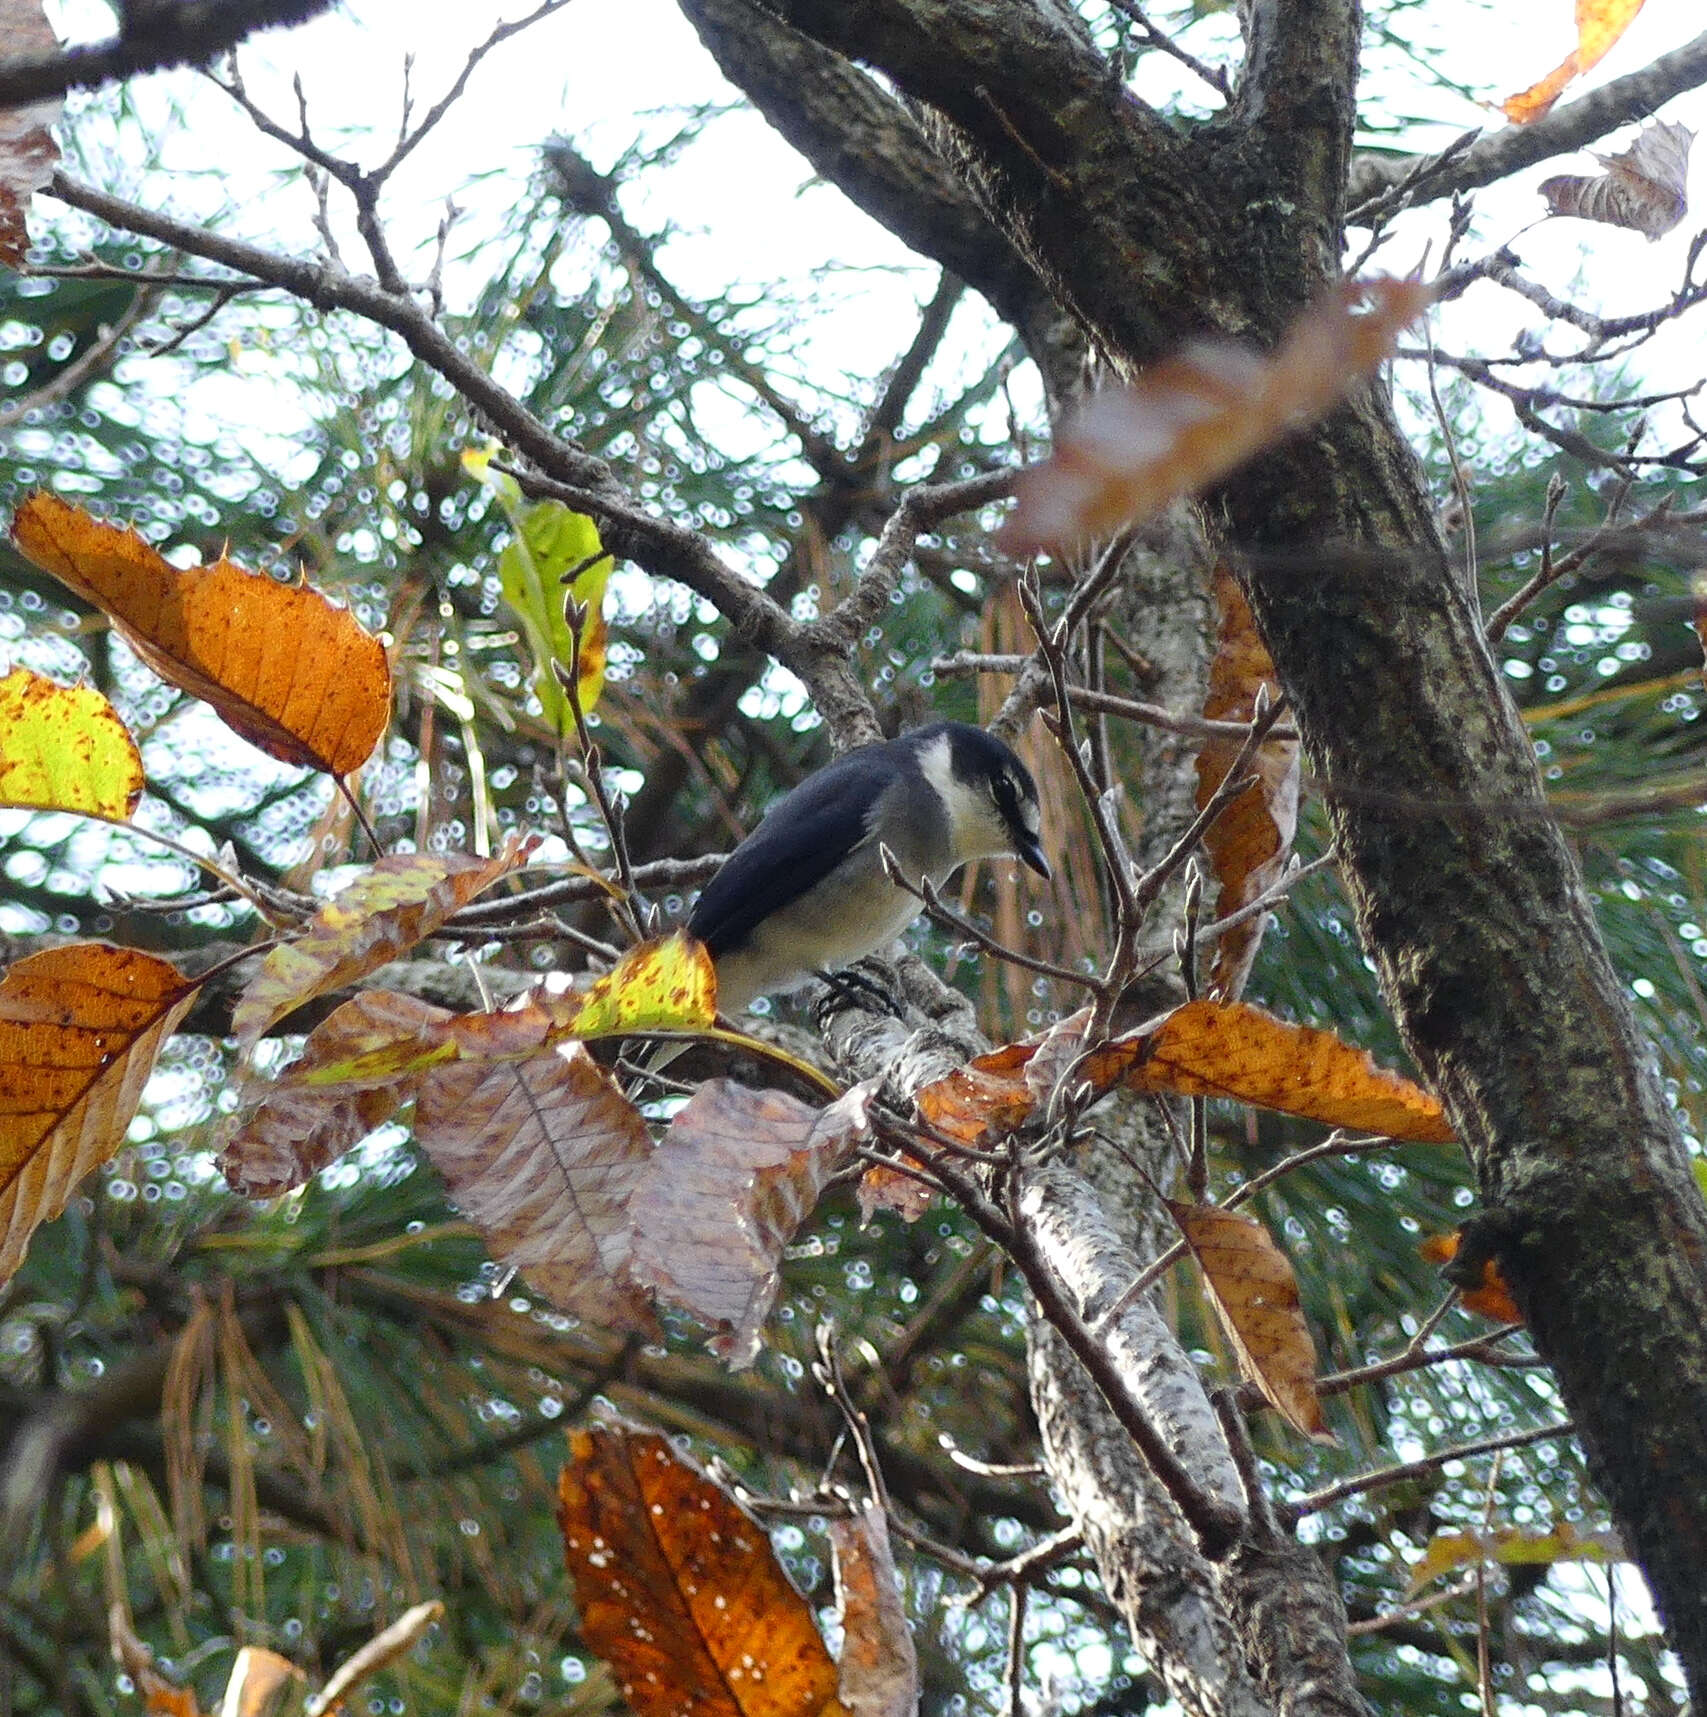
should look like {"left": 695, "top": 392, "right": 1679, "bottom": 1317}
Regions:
{"left": 1015, "top": 832, "right": 1051, "bottom": 881}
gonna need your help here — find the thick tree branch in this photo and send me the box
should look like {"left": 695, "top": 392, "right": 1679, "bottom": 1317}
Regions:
{"left": 0, "top": 0, "right": 334, "bottom": 107}
{"left": 1347, "top": 28, "right": 1707, "bottom": 210}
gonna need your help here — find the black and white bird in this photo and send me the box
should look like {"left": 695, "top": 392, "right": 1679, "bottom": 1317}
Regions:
{"left": 687, "top": 720, "right": 1050, "bottom": 1019}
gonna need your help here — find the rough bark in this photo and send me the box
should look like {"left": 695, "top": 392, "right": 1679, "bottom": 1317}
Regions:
{"left": 705, "top": 0, "right": 1707, "bottom": 1698}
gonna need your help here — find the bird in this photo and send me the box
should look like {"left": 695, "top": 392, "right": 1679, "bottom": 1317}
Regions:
{"left": 685, "top": 720, "right": 1050, "bottom": 1023}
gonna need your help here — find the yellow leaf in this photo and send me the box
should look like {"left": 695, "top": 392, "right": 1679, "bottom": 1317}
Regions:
{"left": 0, "top": 665, "right": 144, "bottom": 819}
{"left": 550, "top": 931, "right": 717, "bottom": 1040}
{"left": 1101, "top": 998, "right": 1453, "bottom": 1142}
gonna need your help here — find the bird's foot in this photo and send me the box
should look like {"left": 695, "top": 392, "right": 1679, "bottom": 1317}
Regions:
{"left": 812, "top": 960, "right": 907, "bottom": 1029}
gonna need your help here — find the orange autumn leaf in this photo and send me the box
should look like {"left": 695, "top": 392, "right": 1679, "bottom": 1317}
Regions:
{"left": 412, "top": 1039, "right": 656, "bottom": 1332}
{"left": 1194, "top": 566, "right": 1299, "bottom": 1000}
{"left": 999, "top": 278, "right": 1431, "bottom": 555}
{"left": 1503, "top": 0, "right": 1646, "bottom": 123}
{"left": 0, "top": 664, "right": 144, "bottom": 819}
{"left": 558, "top": 1426, "right": 843, "bottom": 1717}
{"left": 1170, "top": 1201, "right": 1331, "bottom": 1442}
{"left": 0, "top": 943, "right": 200, "bottom": 1285}
{"left": 630, "top": 1080, "right": 874, "bottom": 1367}
{"left": 1420, "top": 1231, "right": 1524, "bottom": 1324}
{"left": 230, "top": 835, "right": 535, "bottom": 1049}
{"left": 1099, "top": 998, "right": 1453, "bottom": 1141}
{"left": 220, "top": 990, "right": 452, "bottom": 1196}
{"left": 11, "top": 491, "right": 390, "bottom": 776}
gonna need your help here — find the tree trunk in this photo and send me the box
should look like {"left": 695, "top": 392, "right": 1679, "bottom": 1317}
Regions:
{"left": 701, "top": 0, "right": 1707, "bottom": 1695}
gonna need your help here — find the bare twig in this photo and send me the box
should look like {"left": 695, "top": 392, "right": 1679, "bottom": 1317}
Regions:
{"left": 1287, "top": 1421, "right": 1574, "bottom": 1520}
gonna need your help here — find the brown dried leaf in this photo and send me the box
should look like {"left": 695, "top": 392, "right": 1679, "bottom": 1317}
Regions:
{"left": 1096, "top": 998, "right": 1452, "bottom": 1141}
{"left": 558, "top": 1425, "right": 843, "bottom": 1717}
{"left": 11, "top": 492, "right": 390, "bottom": 775}
{"left": 1542, "top": 119, "right": 1693, "bottom": 239}
{"left": 1503, "top": 0, "right": 1647, "bottom": 123}
{"left": 413, "top": 1040, "right": 655, "bottom": 1331}
{"left": 220, "top": 1647, "right": 305, "bottom": 1717}
{"left": 0, "top": 0, "right": 60, "bottom": 267}
{"left": 855, "top": 1160, "right": 935, "bottom": 1225}
{"left": 1000, "top": 279, "right": 1432, "bottom": 555}
{"left": 830, "top": 1503, "right": 918, "bottom": 1717}
{"left": 0, "top": 943, "right": 199, "bottom": 1285}
{"left": 1194, "top": 565, "right": 1299, "bottom": 1000}
{"left": 0, "top": 664, "right": 144, "bottom": 819}
{"left": 629, "top": 1080, "right": 872, "bottom": 1367}
{"left": 231, "top": 836, "right": 535, "bottom": 1049}
{"left": 219, "top": 990, "right": 451, "bottom": 1197}
{"left": 914, "top": 1041, "right": 1038, "bottom": 1147}
{"left": 1170, "top": 1201, "right": 1330, "bottom": 1441}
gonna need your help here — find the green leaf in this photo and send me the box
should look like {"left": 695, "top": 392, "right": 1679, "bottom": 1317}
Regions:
{"left": 465, "top": 448, "right": 614, "bottom": 729}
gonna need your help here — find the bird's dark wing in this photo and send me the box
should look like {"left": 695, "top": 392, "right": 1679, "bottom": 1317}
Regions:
{"left": 686, "top": 754, "right": 882, "bottom": 957}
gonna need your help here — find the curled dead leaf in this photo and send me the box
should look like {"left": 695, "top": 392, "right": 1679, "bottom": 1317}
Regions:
{"left": 1194, "top": 566, "right": 1299, "bottom": 1000}
{"left": 1541, "top": 119, "right": 1693, "bottom": 240}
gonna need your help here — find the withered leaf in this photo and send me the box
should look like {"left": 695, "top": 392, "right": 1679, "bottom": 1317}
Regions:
{"left": 1170, "top": 1201, "right": 1330, "bottom": 1442}
{"left": 914, "top": 1041, "right": 1038, "bottom": 1148}
{"left": 830, "top": 1503, "right": 918, "bottom": 1717}
{"left": 1000, "top": 279, "right": 1431, "bottom": 555}
{"left": 220, "top": 990, "right": 451, "bottom": 1197}
{"left": 630, "top": 1080, "right": 872, "bottom": 1367}
{"left": 11, "top": 492, "right": 390, "bottom": 776}
{"left": 231, "top": 836, "right": 535, "bottom": 1049}
{"left": 1542, "top": 119, "right": 1693, "bottom": 240}
{"left": 558, "top": 1425, "right": 843, "bottom": 1717}
{"left": 0, "top": 0, "right": 60, "bottom": 267}
{"left": 0, "top": 943, "right": 200, "bottom": 1285}
{"left": 0, "top": 664, "right": 144, "bottom": 819}
{"left": 1194, "top": 565, "right": 1299, "bottom": 1000}
{"left": 1503, "top": 0, "right": 1647, "bottom": 123}
{"left": 413, "top": 1039, "right": 655, "bottom": 1331}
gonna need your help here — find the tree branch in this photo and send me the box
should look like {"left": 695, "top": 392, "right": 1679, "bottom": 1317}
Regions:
{"left": 1347, "top": 29, "right": 1707, "bottom": 209}
{"left": 0, "top": 0, "right": 335, "bottom": 107}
